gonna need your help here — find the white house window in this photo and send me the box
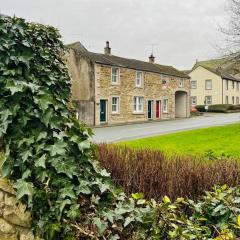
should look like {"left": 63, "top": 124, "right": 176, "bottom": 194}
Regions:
{"left": 111, "top": 67, "right": 120, "bottom": 84}
{"left": 232, "top": 96, "right": 235, "bottom": 104}
{"left": 163, "top": 99, "right": 168, "bottom": 113}
{"left": 133, "top": 97, "right": 144, "bottom": 113}
{"left": 226, "top": 80, "right": 229, "bottom": 90}
{"left": 191, "top": 81, "right": 197, "bottom": 89}
{"left": 205, "top": 80, "right": 212, "bottom": 90}
{"left": 179, "top": 78, "right": 184, "bottom": 88}
{"left": 237, "top": 82, "right": 240, "bottom": 91}
{"left": 205, "top": 96, "right": 212, "bottom": 105}
{"left": 226, "top": 96, "right": 229, "bottom": 104}
{"left": 232, "top": 81, "right": 235, "bottom": 89}
{"left": 112, "top": 97, "right": 119, "bottom": 114}
{"left": 191, "top": 96, "right": 197, "bottom": 105}
{"left": 136, "top": 71, "right": 143, "bottom": 87}
{"left": 237, "top": 97, "right": 239, "bottom": 104}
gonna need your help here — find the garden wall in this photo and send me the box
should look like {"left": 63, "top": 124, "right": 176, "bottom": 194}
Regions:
{"left": 0, "top": 177, "right": 34, "bottom": 240}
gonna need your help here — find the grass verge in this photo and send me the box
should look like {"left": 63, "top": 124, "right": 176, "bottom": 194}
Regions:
{"left": 120, "top": 123, "right": 240, "bottom": 158}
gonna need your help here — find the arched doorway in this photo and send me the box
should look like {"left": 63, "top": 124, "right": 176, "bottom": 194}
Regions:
{"left": 175, "top": 91, "right": 188, "bottom": 118}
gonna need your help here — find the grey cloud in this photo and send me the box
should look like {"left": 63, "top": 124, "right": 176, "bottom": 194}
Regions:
{"left": 0, "top": 0, "right": 227, "bottom": 69}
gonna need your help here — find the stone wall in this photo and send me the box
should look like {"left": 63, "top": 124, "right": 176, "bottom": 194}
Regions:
{"left": 66, "top": 42, "right": 95, "bottom": 126}
{"left": 95, "top": 64, "right": 190, "bottom": 125}
{"left": 0, "top": 177, "right": 34, "bottom": 240}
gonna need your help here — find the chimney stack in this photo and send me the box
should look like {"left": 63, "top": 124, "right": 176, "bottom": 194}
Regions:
{"left": 104, "top": 41, "right": 111, "bottom": 55}
{"left": 149, "top": 53, "right": 155, "bottom": 64}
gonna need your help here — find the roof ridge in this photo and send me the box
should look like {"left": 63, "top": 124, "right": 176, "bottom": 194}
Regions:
{"left": 88, "top": 51, "right": 189, "bottom": 78}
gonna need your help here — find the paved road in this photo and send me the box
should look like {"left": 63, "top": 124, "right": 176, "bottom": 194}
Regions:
{"left": 92, "top": 113, "right": 240, "bottom": 143}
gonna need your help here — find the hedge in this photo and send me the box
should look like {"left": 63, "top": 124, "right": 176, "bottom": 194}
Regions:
{"left": 196, "top": 104, "right": 240, "bottom": 113}
{"left": 195, "top": 105, "right": 206, "bottom": 112}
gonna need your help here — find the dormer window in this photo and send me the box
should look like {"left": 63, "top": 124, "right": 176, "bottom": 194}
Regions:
{"left": 111, "top": 67, "right": 120, "bottom": 84}
{"left": 136, "top": 71, "right": 143, "bottom": 87}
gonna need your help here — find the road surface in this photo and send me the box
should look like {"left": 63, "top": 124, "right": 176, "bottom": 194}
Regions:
{"left": 92, "top": 113, "right": 240, "bottom": 143}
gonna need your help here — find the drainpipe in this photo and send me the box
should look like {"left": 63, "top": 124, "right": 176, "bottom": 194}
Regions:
{"left": 222, "top": 78, "right": 224, "bottom": 104}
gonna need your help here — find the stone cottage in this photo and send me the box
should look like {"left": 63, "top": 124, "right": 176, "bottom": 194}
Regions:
{"left": 66, "top": 41, "right": 190, "bottom": 126}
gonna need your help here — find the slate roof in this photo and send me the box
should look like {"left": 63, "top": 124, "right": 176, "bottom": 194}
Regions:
{"left": 197, "top": 65, "right": 240, "bottom": 82}
{"left": 88, "top": 52, "right": 189, "bottom": 78}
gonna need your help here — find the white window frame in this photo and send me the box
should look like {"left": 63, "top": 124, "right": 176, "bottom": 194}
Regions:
{"left": 232, "top": 96, "right": 235, "bottom": 105}
{"left": 232, "top": 81, "right": 235, "bottom": 89}
{"left": 191, "top": 96, "right": 197, "bottom": 105}
{"left": 136, "top": 71, "right": 143, "bottom": 87}
{"left": 133, "top": 96, "right": 144, "bottom": 113}
{"left": 226, "top": 80, "right": 229, "bottom": 90}
{"left": 237, "top": 82, "right": 239, "bottom": 91}
{"left": 191, "top": 80, "right": 197, "bottom": 89}
{"left": 205, "top": 96, "right": 212, "bottom": 105}
{"left": 237, "top": 97, "right": 239, "bottom": 104}
{"left": 111, "top": 67, "right": 120, "bottom": 85}
{"left": 205, "top": 80, "right": 212, "bottom": 90}
{"left": 226, "top": 96, "right": 229, "bottom": 104}
{"left": 179, "top": 78, "right": 184, "bottom": 88}
{"left": 111, "top": 96, "right": 120, "bottom": 114}
{"left": 163, "top": 99, "right": 168, "bottom": 113}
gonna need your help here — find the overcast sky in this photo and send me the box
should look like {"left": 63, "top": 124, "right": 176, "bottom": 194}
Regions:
{"left": 1, "top": 0, "right": 229, "bottom": 69}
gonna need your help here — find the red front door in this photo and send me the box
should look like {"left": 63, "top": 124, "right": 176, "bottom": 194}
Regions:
{"left": 156, "top": 101, "right": 161, "bottom": 119}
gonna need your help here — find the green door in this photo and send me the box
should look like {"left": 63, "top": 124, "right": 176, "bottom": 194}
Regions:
{"left": 100, "top": 100, "right": 107, "bottom": 123}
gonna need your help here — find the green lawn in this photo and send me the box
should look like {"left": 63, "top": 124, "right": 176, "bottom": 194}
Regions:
{"left": 120, "top": 123, "right": 240, "bottom": 158}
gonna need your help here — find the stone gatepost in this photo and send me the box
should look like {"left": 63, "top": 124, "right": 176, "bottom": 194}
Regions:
{"left": 0, "top": 177, "right": 34, "bottom": 240}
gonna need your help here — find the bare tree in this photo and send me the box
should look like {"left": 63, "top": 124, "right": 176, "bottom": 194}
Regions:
{"left": 222, "top": 0, "right": 240, "bottom": 62}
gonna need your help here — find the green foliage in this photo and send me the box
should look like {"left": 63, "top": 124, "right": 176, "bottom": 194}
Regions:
{"left": 195, "top": 105, "right": 206, "bottom": 112}
{"left": 208, "top": 104, "right": 235, "bottom": 113}
{"left": 0, "top": 15, "right": 154, "bottom": 239}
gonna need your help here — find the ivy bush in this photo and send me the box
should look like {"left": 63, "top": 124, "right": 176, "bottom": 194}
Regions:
{"left": 1, "top": 15, "right": 240, "bottom": 240}
{"left": 0, "top": 15, "right": 156, "bottom": 239}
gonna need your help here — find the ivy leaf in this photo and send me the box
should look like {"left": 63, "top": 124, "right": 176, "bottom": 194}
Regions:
{"left": 67, "top": 204, "right": 80, "bottom": 220}
{"left": 6, "top": 81, "right": 24, "bottom": 94}
{"left": 1, "top": 160, "right": 12, "bottom": 177}
{"left": 75, "top": 180, "right": 91, "bottom": 195}
{"left": 100, "top": 169, "right": 110, "bottom": 177}
{"left": 93, "top": 218, "right": 108, "bottom": 235}
{"left": 47, "top": 141, "right": 67, "bottom": 156}
{"left": 78, "top": 140, "right": 90, "bottom": 151}
{"left": 34, "top": 94, "right": 54, "bottom": 111}
{"left": 20, "top": 149, "right": 32, "bottom": 162}
{"left": 59, "top": 199, "right": 71, "bottom": 214}
{"left": 35, "top": 154, "right": 46, "bottom": 168}
{"left": 36, "top": 132, "right": 47, "bottom": 142}
{"left": 59, "top": 186, "right": 77, "bottom": 199}
{"left": 124, "top": 216, "right": 134, "bottom": 227}
{"left": 22, "top": 169, "right": 31, "bottom": 179}
{"left": 51, "top": 158, "right": 78, "bottom": 179}
{"left": 13, "top": 179, "right": 34, "bottom": 202}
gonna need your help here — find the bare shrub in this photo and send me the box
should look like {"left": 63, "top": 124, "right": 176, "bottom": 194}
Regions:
{"left": 97, "top": 144, "right": 240, "bottom": 201}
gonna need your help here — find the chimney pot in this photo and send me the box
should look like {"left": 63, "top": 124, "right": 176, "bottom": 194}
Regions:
{"left": 104, "top": 41, "right": 111, "bottom": 55}
{"left": 149, "top": 54, "right": 155, "bottom": 63}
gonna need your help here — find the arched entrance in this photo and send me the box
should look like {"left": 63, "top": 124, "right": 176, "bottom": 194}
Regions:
{"left": 175, "top": 91, "right": 188, "bottom": 118}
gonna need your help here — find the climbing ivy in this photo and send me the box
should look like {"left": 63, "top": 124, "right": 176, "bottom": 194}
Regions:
{"left": 0, "top": 15, "right": 157, "bottom": 240}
